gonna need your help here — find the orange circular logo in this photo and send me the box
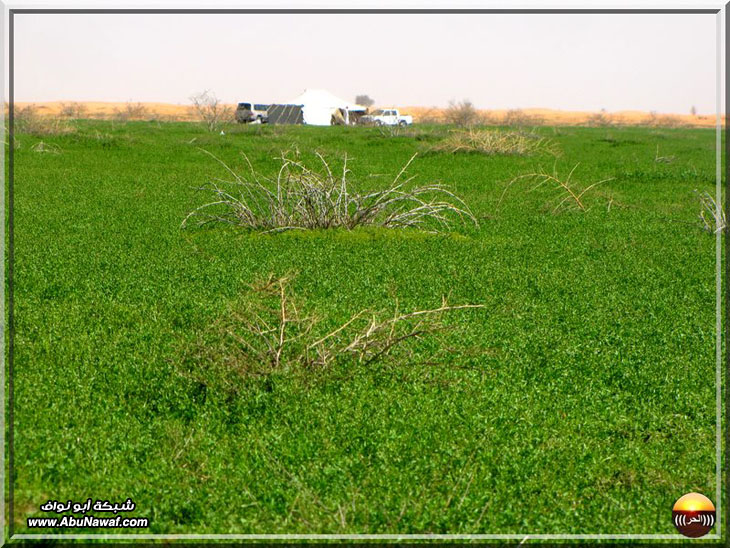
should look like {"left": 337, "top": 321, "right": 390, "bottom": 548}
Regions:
{"left": 672, "top": 493, "right": 715, "bottom": 538}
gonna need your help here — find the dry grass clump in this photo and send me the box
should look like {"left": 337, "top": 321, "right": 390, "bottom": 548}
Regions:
{"left": 31, "top": 141, "right": 61, "bottom": 154}
{"left": 186, "top": 274, "right": 484, "bottom": 381}
{"left": 113, "top": 102, "right": 148, "bottom": 121}
{"left": 3, "top": 138, "right": 21, "bottom": 150}
{"left": 182, "top": 150, "right": 477, "bottom": 233}
{"left": 13, "top": 105, "right": 75, "bottom": 136}
{"left": 59, "top": 102, "right": 87, "bottom": 119}
{"left": 645, "top": 112, "right": 686, "bottom": 129}
{"left": 479, "top": 111, "right": 502, "bottom": 125}
{"left": 695, "top": 190, "right": 726, "bottom": 234}
{"left": 654, "top": 145, "right": 675, "bottom": 164}
{"left": 375, "top": 124, "right": 431, "bottom": 139}
{"left": 503, "top": 109, "right": 540, "bottom": 128}
{"left": 587, "top": 111, "right": 613, "bottom": 127}
{"left": 499, "top": 162, "right": 613, "bottom": 214}
{"left": 429, "top": 129, "right": 559, "bottom": 157}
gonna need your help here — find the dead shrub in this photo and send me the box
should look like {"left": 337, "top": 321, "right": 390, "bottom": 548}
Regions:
{"left": 375, "top": 124, "right": 429, "bottom": 139}
{"left": 31, "top": 141, "right": 61, "bottom": 154}
{"left": 189, "top": 90, "right": 233, "bottom": 132}
{"left": 182, "top": 150, "right": 477, "bottom": 233}
{"left": 655, "top": 114, "right": 684, "bottom": 128}
{"left": 59, "top": 102, "right": 87, "bottom": 119}
{"left": 503, "top": 109, "right": 532, "bottom": 128}
{"left": 13, "top": 105, "right": 75, "bottom": 136}
{"left": 499, "top": 162, "right": 613, "bottom": 214}
{"left": 444, "top": 99, "right": 480, "bottom": 127}
{"left": 587, "top": 109, "right": 613, "bottom": 127}
{"left": 645, "top": 111, "right": 686, "bottom": 129}
{"left": 185, "top": 273, "right": 484, "bottom": 383}
{"left": 695, "top": 190, "right": 726, "bottom": 234}
{"left": 113, "top": 102, "right": 148, "bottom": 121}
{"left": 479, "top": 111, "right": 502, "bottom": 126}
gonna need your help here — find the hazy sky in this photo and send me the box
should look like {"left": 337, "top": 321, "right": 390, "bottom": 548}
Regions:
{"left": 10, "top": 9, "right": 721, "bottom": 113}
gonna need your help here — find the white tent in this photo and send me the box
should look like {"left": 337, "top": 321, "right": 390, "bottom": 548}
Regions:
{"left": 288, "top": 89, "right": 366, "bottom": 126}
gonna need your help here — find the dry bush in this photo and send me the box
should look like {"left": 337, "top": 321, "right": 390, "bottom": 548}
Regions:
{"left": 444, "top": 99, "right": 480, "bottom": 127}
{"left": 429, "top": 129, "right": 559, "bottom": 157}
{"left": 113, "top": 102, "right": 148, "bottom": 121}
{"left": 182, "top": 150, "right": 477, "bottom": 232}
{"left": 13, "top": 105, "right": 75, "bottom": 136}
{"left": 588, "top": 109, "right": 613, "bottom": 127}
{"left": 505, "top": 111, "right": 545, "bottom": 127}
{"left": 645, "top": 111, "right": 686, "bottom": 128}
{"left": 479, "top": 111, "right": 501, "bottom": 126}
{"left": 503, "top": 109, "right": 532, "bottom": 128}
{"left": 59, "top": 102, "right": 87, "bottom": 119}
{"left": 375, "top": 124, "right": 427, "bottom": 139}
{"left": 654, "top": 114, "right": 684, "bottom": 128}
{"left": 695, "top": 190, "right": 726, "bottom": 234}
{"left": 187, "top": 273, "right": 484, "bottom": 381}
{"left": 499, "top": 162, "right": 613, "bottom": 214}
{"left": 528, "top": 113, "right": 545, "bottom": 126}
{"left": 145, "top": 110, "right": 162, "bottom": 122}
{"left": 190, "top": 90, "right": 233, "bottom": 132}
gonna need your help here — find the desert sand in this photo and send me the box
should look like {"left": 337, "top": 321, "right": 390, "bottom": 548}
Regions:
{"left": 11, "top": 101, "right": 722, "bottom": 128}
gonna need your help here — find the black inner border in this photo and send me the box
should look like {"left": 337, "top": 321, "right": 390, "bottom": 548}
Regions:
{"left": 6, "top": 7, "right": 726, "bottom": 546}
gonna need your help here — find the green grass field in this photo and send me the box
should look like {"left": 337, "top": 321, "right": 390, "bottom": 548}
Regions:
{"left": 11, "top": 120, "right": 723, "bottom": 536}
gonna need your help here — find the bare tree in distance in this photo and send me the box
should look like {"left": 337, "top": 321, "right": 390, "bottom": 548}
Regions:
{"left": 445, "top": 99, "right": 479, "bottom": 127}
{"left": 190, "top": 90, "right": 231, "bottom": 132}
{"left": 355, "top": 94, "right": 375, "bottom": 108}
{"left": 690, "top": 105, "right": 697, "bottom": 116}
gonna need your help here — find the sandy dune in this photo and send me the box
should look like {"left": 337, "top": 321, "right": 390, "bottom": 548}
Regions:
{"left": 11, "top": 101, "right": 721, "bottom": 128}
{"left": 402, "top": 106, "right": 720, "bottom": 128}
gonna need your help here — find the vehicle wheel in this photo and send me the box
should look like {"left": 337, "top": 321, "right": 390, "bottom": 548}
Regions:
{"left": 375, "top": 120, "right": 383, "bottom": 126}
{"left": 399, "top": 120, "right": 407, "bottom": 127}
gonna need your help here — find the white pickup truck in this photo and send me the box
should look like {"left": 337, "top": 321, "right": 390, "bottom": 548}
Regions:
{"left": 360, "top": 109, "right": 413, "bottom": 127}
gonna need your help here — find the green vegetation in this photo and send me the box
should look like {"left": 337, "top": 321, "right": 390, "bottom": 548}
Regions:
{"left": 11, "top": 120, "right": 721, "bottom": 536}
